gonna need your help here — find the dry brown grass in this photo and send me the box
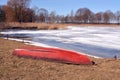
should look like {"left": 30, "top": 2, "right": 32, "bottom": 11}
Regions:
{"left": 0, "top": 38, "right": 120, "bottom": 80}
{"left": 1, "top": 22, "right": 120, "bottom": 30}
{"left": 4, "top": 22, "right": 66, "bottom": 30}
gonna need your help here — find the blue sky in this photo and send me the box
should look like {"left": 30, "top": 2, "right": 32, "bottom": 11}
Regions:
{"left": 0, "top": 0, "right": 120, "bottom": 15}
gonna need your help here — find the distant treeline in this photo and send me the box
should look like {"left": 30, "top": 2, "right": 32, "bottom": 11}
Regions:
{"left": 0, "top": 0, "right": 120, "bottom": 24}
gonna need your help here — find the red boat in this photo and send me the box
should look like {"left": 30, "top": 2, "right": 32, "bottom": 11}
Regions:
{"left": 13, "top": 46, "right": 93, "bottom": 65}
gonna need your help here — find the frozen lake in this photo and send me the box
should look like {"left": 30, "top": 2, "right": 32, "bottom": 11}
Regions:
{"left": 1, "top": 26, "right": 120, "bottom": 58}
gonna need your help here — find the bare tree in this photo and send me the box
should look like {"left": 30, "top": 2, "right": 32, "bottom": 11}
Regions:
{"left": 21, "top": 8, "right": 35, "bottom": 22}
{"left": 49, "top": 11, "right": 56, "bottom": 23}
{"left": 59, "top": 15, "right": 65, "bottom": 23}
{"left": 69, "top": 10, "right": 74, "bottom": 23}
{"left": 0, "top": 6, "right": 6, "bottom": 22}
{"left": 63, "top": 15, "right": 70, "bottom": 23}
{"left": 2, "top": 5, "right": 14, "bottom": 22}
{"left": 106, "top": 10, "right": 115, "bottom": 23}
{"left": 103, "top": 12, "right": 109, "bottom": 23}
{"left": 32, "top": 6, "right": 39, "bottom": 22}
{"left": 115, "top": 11, "right": 120, "bottom": 24}
{"left": 5, "top": 0, "right": 31, "bottom": 22}
{"left": 95, "top": 12, "right": 103, "bottom": 23}
{"left": 55, "top": 15, "right": 61, "bottom": 23}
{"left": 37, "top": 8, "right": 48, "bottom": 23}
{"left": 75, "top": 8, "right": 93, "bottom": 23}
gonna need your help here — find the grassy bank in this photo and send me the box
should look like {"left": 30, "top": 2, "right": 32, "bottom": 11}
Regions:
{"left": 0, "top": 22, "right": 66, "bottom": 30}
{"left": 0, "top": 38, "right": 120, "bottom": 80}
{"left": 0, "top": 22, "right": 120, "bottom": 30}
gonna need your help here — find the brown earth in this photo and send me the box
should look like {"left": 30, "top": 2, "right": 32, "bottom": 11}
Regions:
{"left": 0, "top": 38, "right": 120, "bottom": 80}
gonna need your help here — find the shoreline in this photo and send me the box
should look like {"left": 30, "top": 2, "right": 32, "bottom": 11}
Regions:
{"left": 1, "top": 26, "right": 120, "bottom": 59}
{"left": 0, "top": 22, "right": 120, "bottom": 30}
{"left": 2, "top": 37, "right": 102, "bottom": 59}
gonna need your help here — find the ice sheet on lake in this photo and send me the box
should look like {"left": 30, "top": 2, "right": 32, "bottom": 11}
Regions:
{"left": 1, "top": 26, "right": 120, "bottom": 58}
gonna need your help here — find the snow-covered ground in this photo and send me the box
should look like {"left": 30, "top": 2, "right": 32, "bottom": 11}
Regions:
{"left": 1, "top": 26, "right": 120, "bottom": 58}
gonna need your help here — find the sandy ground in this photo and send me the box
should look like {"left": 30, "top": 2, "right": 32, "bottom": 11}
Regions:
{"left": 0, "top": 38, "right": 120, "bottom": 80}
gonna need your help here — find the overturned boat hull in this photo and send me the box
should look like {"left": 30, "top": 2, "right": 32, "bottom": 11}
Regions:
{"left": 13, "top": 46, "right": 93, "bottom": 65}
